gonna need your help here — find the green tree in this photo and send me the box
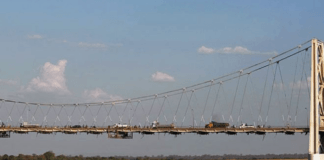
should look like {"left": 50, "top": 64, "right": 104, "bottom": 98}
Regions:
{"left": 37, "top": 156, "right": 45, "bottom": 160}
{"left": 55, "top": 155, "right": 65, "bottom": 160}
{"left": 2, "top": 154, "right": 8, "bottom": 160}
{"left": 43, "top": 151, "right": 55, "bottom": 160}
{"left": 16, "top": 154, "right": 24, "bottom": 160}
{"left": 8, "top": 155, "right": 15, "bottom": 160}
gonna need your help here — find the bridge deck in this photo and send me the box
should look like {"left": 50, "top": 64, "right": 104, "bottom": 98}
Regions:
{"left": 0, "top": 127, "right": 316, "bottom": 135}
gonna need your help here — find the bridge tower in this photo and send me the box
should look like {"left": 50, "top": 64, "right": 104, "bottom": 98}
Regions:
{"left": 309, "top": 38, "right": 324, "bottom": 160}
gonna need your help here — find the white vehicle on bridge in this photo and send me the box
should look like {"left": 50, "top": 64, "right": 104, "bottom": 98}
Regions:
{"left": 20, "top": 122, "right": 40, "bottom": 128}
{"left": 112, "top": 123, "right": 129, "bottom": 128}
{"left": 151, "top": 121, "right": 175, "bottom": 129}
{"left": 239, "top": 123, "right": 255, "bottom": 129}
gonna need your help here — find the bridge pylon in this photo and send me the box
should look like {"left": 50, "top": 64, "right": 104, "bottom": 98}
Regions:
{"left": 309, "top": 38, "right": 324, "bottom": 160}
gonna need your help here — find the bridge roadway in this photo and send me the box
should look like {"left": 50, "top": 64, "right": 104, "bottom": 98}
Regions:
{"left": 0, "top": 126, "right": 316, "bottom": 135}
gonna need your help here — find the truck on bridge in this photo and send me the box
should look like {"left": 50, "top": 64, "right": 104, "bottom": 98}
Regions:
{"left": 205, "top": 121, "right": 229, "bottom": 128}
{"left": 151, "top": 121, "right": 175, "bottom": 129}
{"left": 20, "top": 122, "right": 39, "bottom": 128}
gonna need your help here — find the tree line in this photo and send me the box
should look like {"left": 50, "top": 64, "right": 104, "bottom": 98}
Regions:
{"left": 0, "top": 151, "right": 308, "bottom": 160}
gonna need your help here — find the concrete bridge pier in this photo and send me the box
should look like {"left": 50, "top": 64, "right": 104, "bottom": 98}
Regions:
{"left": 309, "top": 39, "right": 324, "bottom": 160}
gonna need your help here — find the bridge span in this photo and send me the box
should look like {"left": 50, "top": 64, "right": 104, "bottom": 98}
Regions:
{"left": 0, "top": 126, "right": 316, "bottom": 136}
{"left": 2, "top": 39, "right": 324, "bottom": 158}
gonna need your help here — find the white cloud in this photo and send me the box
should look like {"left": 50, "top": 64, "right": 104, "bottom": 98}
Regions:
{"left": 151, "top": 71, "right": 175, "bottom": 82}
{"left": 78, "top": 42, "right": 107, "bottom": 49}
{"left": 83, "top": 88, "right": 122, "bottom": 102}
{"left": 0, "top": 79, "right": 17, "bottom": 86}
{"left": 27, "top": 35, "right": 43, "bottom": 39}
{"left": 290, "top": 77, "right": 310, "bottom": 90}
{"left": 218, "top": 46, "right": 252, "bottom": 54}
{"left": 22, "top": 59, "right": 70, "bottom": 95}
{"left": 198, "top": 46, "right": 277, "bottom": 55}
{"left": 198, "top": 46, "right": 215, "bottom": 54}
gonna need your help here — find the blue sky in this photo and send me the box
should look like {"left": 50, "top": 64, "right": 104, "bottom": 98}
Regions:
{"left": 0, "top": 0, "right": 322, "bottom": 157}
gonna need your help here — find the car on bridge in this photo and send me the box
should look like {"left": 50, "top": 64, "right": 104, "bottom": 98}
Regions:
{"left": 257, "top": 125, "right": 265, "bottom": 128}
{"left": 205, "top": 121, "right": 229, "bottom": 128}
{"left": 71, "top": 125, "right": 82, "bottom": 128}
{"left": 112, "top": 123, "right": 129, "bottom": 128}
{"left": 239, "top": 123, "right": 255, "bottom": 128}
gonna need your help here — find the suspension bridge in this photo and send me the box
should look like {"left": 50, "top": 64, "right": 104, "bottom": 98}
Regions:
{"left": 1, "top": 38, "right": 324, "bottom": 159}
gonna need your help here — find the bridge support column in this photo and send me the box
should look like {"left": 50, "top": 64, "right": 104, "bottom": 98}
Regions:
{"left": 309, "top": 39, "right": 324, "bottom": 160}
